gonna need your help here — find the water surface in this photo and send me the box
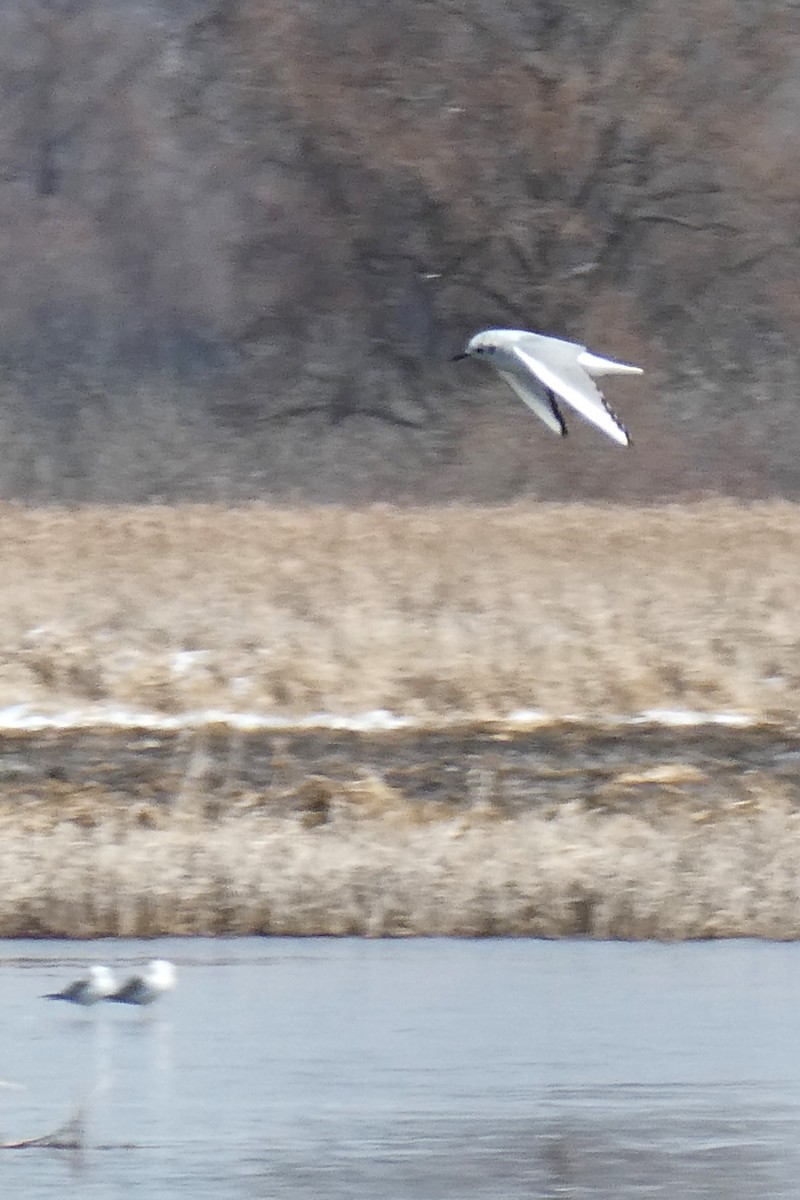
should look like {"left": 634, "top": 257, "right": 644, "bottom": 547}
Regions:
{"left": 1, "top": 938, "right": 799, "bottom": 1197}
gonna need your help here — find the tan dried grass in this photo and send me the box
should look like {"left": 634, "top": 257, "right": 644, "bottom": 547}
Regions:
{"left": 0, "top": 499, "right": 797, "bottom": 720}
{"left": 0, "top": 499, "right": 795, "bottom": 940}
{"left": 0, "top": 779, "right": 799, "bottom": 939}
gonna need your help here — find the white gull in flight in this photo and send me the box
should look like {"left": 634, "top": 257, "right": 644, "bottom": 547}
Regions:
{"left": 43, "top": 964, "right": 116, "bottom": 1006}
{"left": 452, "top": 328, "right": 643, "bottom": 446}
{"left": 107, "top": 959, "right": 177, "bottom": 1006}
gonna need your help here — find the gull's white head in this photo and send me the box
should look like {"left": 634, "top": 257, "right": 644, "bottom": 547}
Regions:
{"left": 145, "top": 959, "right": 177, "bottom": 992}
{"left": 88, "top": 965, "right": 116, "bottom": 997}
{"left": 453, "top": 329, "right": 510, "bottom": 360}
{"left": 466, "top": 329, "right": 500, "bottom": 354}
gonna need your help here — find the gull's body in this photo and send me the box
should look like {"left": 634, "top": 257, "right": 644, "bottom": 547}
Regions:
{"left": 453, "top": 328, "right": 643, "bottom": 446}
{"left": 108, "top": 959, "right": 177, "bottom": 1006}
{"left": 44, "top": 965, "right": 116, "bottom": 1006}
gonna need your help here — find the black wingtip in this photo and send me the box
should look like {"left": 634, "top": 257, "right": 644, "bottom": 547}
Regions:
{"left": 598, "top": 393, "right": 631, "bottom": 446}
{"left": 546, "top": 391, "right": 568, "bottom": 437}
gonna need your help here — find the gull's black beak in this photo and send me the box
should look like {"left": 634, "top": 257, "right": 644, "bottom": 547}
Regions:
{"left": 451, "top": 352, "right": 469, "bottom": 361}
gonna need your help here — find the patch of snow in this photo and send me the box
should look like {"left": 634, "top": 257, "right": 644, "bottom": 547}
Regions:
{"left": 0, "top": 704, "right": 417, "bottom": 733}
{"left": 633, "top": 709, "right": 754, "bottom": 728}
{"left": 0, "top": 703, "right": 765, "bottom": 734}
{"left": 170, "top": 651, "right": 210, "bottom": 676}
{"left": 504, "top": 709, "right": 555, "bottom": 727}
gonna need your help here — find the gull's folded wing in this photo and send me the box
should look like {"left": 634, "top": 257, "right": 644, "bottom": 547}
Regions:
{"left": 109, "top": 976, "right": 143, "bottom": 1003}
{"left": 44, "top": 978, "right": 88, "bottom": 1002}
{"left": 495, "top": 368, "right": 567, "bottom": 437}
{"left": 512, "top": 341, "right": 630, "bottom": 446}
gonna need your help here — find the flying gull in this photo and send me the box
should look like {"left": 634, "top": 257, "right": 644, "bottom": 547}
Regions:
{"left": 43, "top": 965, "right": 117, "bottom": 1006}
{"left": 453, "top": 328, "right": 643, "bottom": 445}
{"left": 107, "top": 959, "right": 177, "bottom": 1006}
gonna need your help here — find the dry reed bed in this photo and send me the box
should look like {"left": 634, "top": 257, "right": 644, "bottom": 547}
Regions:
{"left": 0, "top": 499, "right": 798, "bottom": 720}
{"left": 1, "top": 777, "right": 799, "bottom": 939}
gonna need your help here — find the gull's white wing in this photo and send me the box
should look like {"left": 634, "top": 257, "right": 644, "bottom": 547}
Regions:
{"left": 511, "top": 340, "right": 630, "bottom": 446}
{"left": 494, "top": 367, "right": 566, "bottom": 437}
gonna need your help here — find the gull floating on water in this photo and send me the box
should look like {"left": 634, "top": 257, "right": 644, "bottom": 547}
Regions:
{"left": 107, "top": 959, "right": 177, "bottom": 1006}
{"left": 453, "top": 328, "right": 643, "bottom": 446}
{"left": 43, "top": 965, "right": 116, "bottom": 1006}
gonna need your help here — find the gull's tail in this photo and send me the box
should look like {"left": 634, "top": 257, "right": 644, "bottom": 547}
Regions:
{"left": 0, "top": 1105, "right": 84, "bottom": 1150}
{"left": 42, "top": 988, "right": 78, "bottom": 1002}
{"left": 577, "top": 351, "right": 643, "bottom": 378}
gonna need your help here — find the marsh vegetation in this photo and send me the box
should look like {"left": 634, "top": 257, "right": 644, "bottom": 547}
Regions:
{"left": 1, "top": 723, "right": 799, "bottom": 939}
{"left": 0, "top": 497, "right": 798, "bottom": 939}
{"left": 0, "top": 499, "right": 798, "bottom": 722}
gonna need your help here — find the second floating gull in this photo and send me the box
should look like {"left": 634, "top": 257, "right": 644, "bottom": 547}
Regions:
{"left": 107, "top": 959, "right": 177, "bottom": 1006}
{"left": 453, "top": 328, "right": 643, "bottom": 446}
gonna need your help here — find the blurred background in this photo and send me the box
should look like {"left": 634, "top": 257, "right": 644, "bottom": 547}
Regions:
{"left": 1, "top": 0, "right": 797, "bottom": 504}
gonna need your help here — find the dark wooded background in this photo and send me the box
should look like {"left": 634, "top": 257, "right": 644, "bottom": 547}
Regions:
{"left": 1, "top": 0, "right": 798, "bottom": 502}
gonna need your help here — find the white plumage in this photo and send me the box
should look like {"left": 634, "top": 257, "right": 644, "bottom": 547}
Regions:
{"left": 107, "top": 959, "right": 177, "bottom": 1006}
{"left": 453, "top": 328, "right": 643, "bottom": 446}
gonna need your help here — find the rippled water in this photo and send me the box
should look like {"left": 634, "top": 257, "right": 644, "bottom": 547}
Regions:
{"left": 2, "top": 938, "right": 800, "bottom": 1197}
